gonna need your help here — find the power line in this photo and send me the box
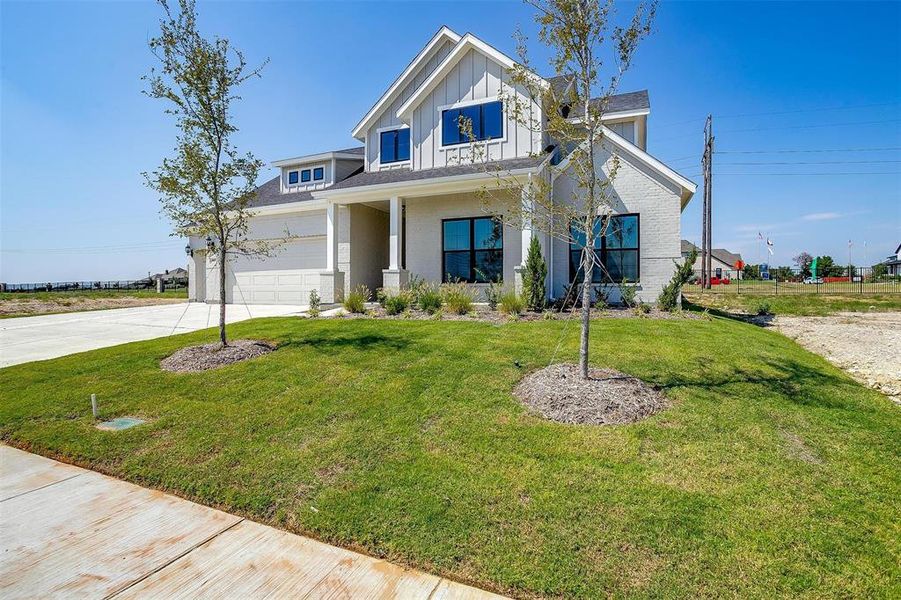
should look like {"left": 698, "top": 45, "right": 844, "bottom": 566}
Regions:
{"left": 717, "top": 146, "right": 901, "bottom": 154}
{"left": 719, "top": 159, "right": 901, "bottom": 165}
{"left": 683, "top": 171, "right": 900, "bottom": 177}
{"left": 655, "top": 101, "right": 900, "bottom": 129}
{"left": 719, "top": 118, "right": 901, "bottom": 134}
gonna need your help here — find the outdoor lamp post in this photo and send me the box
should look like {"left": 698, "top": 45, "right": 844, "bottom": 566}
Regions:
{"left": 205, "top": 235, "right": 215, "bottom": 252}
{"left": 185, "top": 243, "right": 193, "bottom": 257}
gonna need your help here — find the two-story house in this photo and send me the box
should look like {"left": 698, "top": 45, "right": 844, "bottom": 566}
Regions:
{"left": 187, "top": 26, "right": 696, "bottom": 305}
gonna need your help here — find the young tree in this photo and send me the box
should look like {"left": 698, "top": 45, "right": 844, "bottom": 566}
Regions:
{"left": 793, "top": 252, "right": 813, "bottom": 278}
{"left": 473, "top": 0, "right": 657, "bottom": 378}
{"left": 143, "top": 0, "right": 270, "bottom": 346}
{"left": 522, "top": 235, "right": 548, "bottom": 311}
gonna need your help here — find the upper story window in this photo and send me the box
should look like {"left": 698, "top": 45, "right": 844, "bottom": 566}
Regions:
{"left": 569, "top": 214, "right": 639, "bottom": 283}
{"left": 441, "top": 100, "right": 503, "bottom": 146}
{"left": 380, "top": 128, "right": 410, "bottom": 164}
{"left": 288, "top": 171, "right": 299, "bottom": 185}
{"left": 301, "top": 169, "right": 312, "bottom": 183}
{"left": 442, "top": 217, "right": 503, "bottom": 283}
{"left": 313, "top": 167, "right": 324, "bottom": 181}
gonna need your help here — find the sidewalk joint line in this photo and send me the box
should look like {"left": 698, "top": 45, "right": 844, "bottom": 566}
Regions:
{"left": 104, "top": 517, "right": 245, "bottom": 600}
{"left": 0, "top": 472, "right": 83, "bottom": 502}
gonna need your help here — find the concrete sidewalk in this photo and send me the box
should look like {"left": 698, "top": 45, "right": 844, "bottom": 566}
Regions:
{"left": 0, "top": 303, "right": 306, "bottom": 368}
{"left": 0, "top": 446, "right": 504, "bottom": 599}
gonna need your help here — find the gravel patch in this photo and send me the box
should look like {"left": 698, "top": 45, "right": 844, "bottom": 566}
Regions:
{"left": 771, "top": 311, "right": 901, "bottom": 404}
{"left": 514, "top": 363, "right": 668, "bottom": 425}
{"left": 161, "top": 339, "right": 275, "bottom": 372}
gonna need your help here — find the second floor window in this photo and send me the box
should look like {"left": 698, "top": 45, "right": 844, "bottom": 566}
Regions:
{"left": 380, "top": 128, "right": 410, "bottom": 164}
{"left": 313, "top": 167, "right": 324, "bottom": 181}
{"left": 442, "top": 217, "right": 503, "bottom": 283}
{"left": 441, "top": 100, "right": 503, "bottom": 146}
{"left": 301, "top": 169, "right": 311, "bottom": 183}
{"left": 569, "top": 214, "right": 640, "bottom": 283}
{"left": 288, "top": 171, "right": 299, "bottom": 185}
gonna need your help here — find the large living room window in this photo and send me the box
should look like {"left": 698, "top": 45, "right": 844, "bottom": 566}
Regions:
{"left": 442, "top": 217, "right": 503, "bottom": 283}
{"left": 380, "top": 128, "right": 410, "bottom": 164}
{"left": 569, "top": 214, "right": 639, "bottom": 283}
{"left": 441, "top": 100, "right": 503, "bottom": 146}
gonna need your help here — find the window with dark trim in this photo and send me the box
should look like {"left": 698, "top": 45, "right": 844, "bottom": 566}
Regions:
{"left": 288, "top": 170, "right": 299, "bottom": 185}
{"left": 301, "top": 169, "right": 311, "bottom": 183}
{"left": 380, "top": 128, "right": 410, "bottom": 164}
{"left": 313, "top": 167, "right": 324, "bottom": 181}
{"left": 569, "top": 214, "right": 640, "bottom": 283}
{"left": 442, "top": 217, "right": 503, "bottom": 283}
{"left": 441, "top": 101, "right": 503, "bottom": 146}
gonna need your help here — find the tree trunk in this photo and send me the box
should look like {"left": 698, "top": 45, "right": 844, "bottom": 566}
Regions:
{"left": 579, "top": 247, "right": 593, "bottom": 379}
{"left": 218, "top": 245, "right": 227, "bottom": 347}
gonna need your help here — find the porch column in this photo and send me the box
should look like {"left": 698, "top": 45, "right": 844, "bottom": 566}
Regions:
{"left": 514, "top": 175, "right": 534, "bottom": 295}
{"left": 382, "top": 195, "right": 408, "bottom": 292}
{"left": 319, "top": 201, "right": 344, "bottom": 303}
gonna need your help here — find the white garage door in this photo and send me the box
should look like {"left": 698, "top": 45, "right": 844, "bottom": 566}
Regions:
{"left": 229, "top": 238, "right": 325, "bottom": 305}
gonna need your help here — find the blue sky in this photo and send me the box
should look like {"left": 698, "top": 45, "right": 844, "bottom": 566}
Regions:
{"left": 1, "top": 0, "right": 899, "bottom": 282}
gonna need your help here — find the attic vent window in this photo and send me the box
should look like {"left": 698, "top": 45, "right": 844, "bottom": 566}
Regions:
{"left": 288, "top": 171, "right": 299, "bottom": 185}
{"left": 301, "top": 169, "right": 311, "bottom": 183}
{"left": 313, "top": 167, "right": 324, "bottom": 181}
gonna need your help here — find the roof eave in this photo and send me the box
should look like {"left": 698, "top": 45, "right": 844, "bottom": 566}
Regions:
{"left": 271, "top": 151, "right": 364, "bottom": 168}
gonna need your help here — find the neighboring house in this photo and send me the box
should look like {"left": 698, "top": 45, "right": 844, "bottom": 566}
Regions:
{"left": 187, "top": 26, "right": 696, "bottom": 305}
{"left": 884, "top": 243, "right": 901, "bottom": 276}
{"left": 151, "top": 267, "right": 188, "bottom": 283}
{"left": 681, "top": 240, "right": 743, "bottom": 280}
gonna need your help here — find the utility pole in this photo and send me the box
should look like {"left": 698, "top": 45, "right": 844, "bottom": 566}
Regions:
{"left": 701, "top": 115, "right": 714, "bottom": 288}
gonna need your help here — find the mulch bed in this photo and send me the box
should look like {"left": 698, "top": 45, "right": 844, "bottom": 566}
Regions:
{"left": 514, "top": 363, "right": 668, "bottom": 425}
{"left": 338, "top": 304, "right": 698, "bottom": 323}
{"left": 161, "top": 339, "right": 275, "bottom": 373}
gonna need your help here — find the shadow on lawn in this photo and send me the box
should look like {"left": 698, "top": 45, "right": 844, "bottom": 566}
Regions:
{"left": 287, "top": 332, "right": 411, "bottom": 352}
{"left": 682, "top": 298, "right": 776, "bottom": 327}
{"left": 651, "top": 356, "right": 858, "bottom": 410}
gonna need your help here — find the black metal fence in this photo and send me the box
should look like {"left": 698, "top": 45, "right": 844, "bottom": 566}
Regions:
{"left": 687, "top": 266, "right": 900, "bottom": 295}
{"left": 1, "top": 278, "right": 189, "bottom": 293}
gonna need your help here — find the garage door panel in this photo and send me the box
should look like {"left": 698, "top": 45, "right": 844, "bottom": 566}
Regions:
{"left": 229, "top": 238, "right": 325, "bottom": 305}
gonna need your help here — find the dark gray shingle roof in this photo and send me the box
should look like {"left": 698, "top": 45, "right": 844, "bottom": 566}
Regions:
{"left": 546, "top": 75, "right": 650, "bottom": 115}
{"left": 681, "top": 240, "right": 743, "bottom": 267}
{"left": 247, "top": 176, "right": 313, "bottom": 208}
{"left": 332, "top": 146, "right": 365, "bottom": 155}
{"left": 325, "top": 155, "right": 545, "bottom": 193}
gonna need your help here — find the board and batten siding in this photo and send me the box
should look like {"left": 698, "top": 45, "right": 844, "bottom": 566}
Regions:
{"left": 410, "top": 48, "right": 542, "bottom": 170}
{"left": 365, "top": 39, "right": 456, "bottom": 172}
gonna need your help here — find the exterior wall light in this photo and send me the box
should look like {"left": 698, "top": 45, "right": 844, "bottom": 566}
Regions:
{"left": 185, "top": 244, "right": 193, "bottom": 257}
{"left": 206, "top": 236, "right": 215, "bottom": 252}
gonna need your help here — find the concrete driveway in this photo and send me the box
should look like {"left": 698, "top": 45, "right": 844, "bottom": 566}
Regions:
{"left": 0, "top": 303, "right": 306, "bottom": 368}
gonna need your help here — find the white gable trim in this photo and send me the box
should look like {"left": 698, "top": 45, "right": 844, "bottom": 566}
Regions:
{"left": 350, "top": 26, "right": 461, "bottom": 141}
{"left": 553, "top": 126, "right": 697, "bottom": 205}
{"left": 395, "top": 33, "right": 547, "bottom": 123}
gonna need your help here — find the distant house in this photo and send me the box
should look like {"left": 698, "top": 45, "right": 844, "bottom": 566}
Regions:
{"left": 151, "top": 268, "right": 188, "bottom": 284}
{"left": 681, "top": 240, "right": 743, "bottom": 279}
{"left": 884, "top": 243, "right": 901, "bottom": 276}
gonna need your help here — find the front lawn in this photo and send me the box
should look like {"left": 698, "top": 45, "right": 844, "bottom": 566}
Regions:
{"left": 0, "top": 289, "right": 188, "bottom": 318}
{"left": 1, "top": 316, "right": 898, "bottom": 597}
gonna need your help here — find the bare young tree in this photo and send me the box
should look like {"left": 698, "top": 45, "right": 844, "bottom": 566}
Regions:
{"left": 471, "top": 0, "right": 657, "bottom": 378}
{"left": 143, "top": 0, "right": 270, "bottom": 346}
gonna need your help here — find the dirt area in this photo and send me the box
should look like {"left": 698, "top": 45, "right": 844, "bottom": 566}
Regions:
{"left": 0, "top": 296, "right": 186, "bottom": 318}
{"left": 514, "top": 363, "right": 669, "bottom": 425}
{"left": 161, "top": 339, "right": 275, "bottom": 372}
{"left": 771, "top": 311, "right": 901, "bottom": 404}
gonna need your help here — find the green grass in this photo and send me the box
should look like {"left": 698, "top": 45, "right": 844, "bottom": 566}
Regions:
{"left": 1, "top": 317, "right": 899, "bottom": 598}
{"left": 0, "top": 289, "right": 188, "bottom": 318}
{"left": 0, "top": 289, "right": 188, "bottom": 301}
{"left": 685, "top": 292, "right": 901, "bottom": 316}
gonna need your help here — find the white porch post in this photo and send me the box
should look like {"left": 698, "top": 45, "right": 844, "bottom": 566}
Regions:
{"left": 319, "top": 201, "right": 344, "bottom": 303}
{"left": 514, "top": 174, "right": 534, "bottom": 295}
{"left": 382, "top": 195, "right": 409, "bottom": 291}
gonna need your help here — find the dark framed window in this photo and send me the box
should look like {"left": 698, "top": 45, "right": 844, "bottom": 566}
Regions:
{"left": 301, "top": 169, "right": 311, "bottom": 183}
{"left": 442, "top": 217, "right": 503, "bottom": 283}
{"left": 288, "top": 170, "right": 299, "bottom": 185}
{"left": 313, "top": 167, "right": 324, "bottom": 181}
{"left": 380, "top": 128, "right": 410, "bottom": 164}
{"left": 569, "top": 214, "right": 639, "bottom": 283}
{"left": 441, "top": 100, "right": 503, "bottom": 146}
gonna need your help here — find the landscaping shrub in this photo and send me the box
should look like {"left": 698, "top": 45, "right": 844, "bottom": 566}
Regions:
{"left": 498, "top": 290, "right": 525, "bottom": 316}
{"left": 375, "top": 288, "right": 388, "bottom": 307}
{"left": 634, "top": 302, "right": 651, "bottom": 316}
{"left": 522, "top": 236, "right": 547, "bottom": 311}
{"left": 343, "top": 284, "right": 370, "bottom": 313}
{"left": 658, "top": 248, "right": 697, "bottom": 311}
{"left": 485, "top": 277, "right": 503, "bottom": 310}
{"left": 384, "top": 291, "right": 412, "bottom": 315}
{"left": 753, "top": 299, "right": 772, "bottom": 316}
{"left": 308, "top": 289, "right": 321, "bottom": 317}
{"left": 441, "top": 281, "right": 474, "bottom": 314}
{"left": 416, "top": 284, "right": 443, "bottom": 314}
{"left": 619, "top": 280, "right": 637, "bottom": 307}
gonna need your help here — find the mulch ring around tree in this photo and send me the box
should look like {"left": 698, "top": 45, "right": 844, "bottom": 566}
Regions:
{"left": 161, "top": 340, "right": 276, "bottom": 373}
{"left": 514, "top": 363, "right": 668, "bottom": 425}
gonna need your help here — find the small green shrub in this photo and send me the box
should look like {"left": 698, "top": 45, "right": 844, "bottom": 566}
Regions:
{"left": 753, "top": 300, "right": 772, "bottom": 316}
{"left": 416, "top": 285, "right": 443, "bottom": 314}
{"left": 593, "top": 286, "right": 609, "bottom": 308}
{"left": 375, "top": 288, "right": 388, "bottom": 307}
{"left": 308, "top": 289, "right": 321, "bottom": 317}
{"left": 619, "top": 281, "right": 637, "bottom": 307}
{"left": 542, "top": 309, "right": 555, "bottom": 320}
{"left": 485, "top": 277, "right": 503, "bottom": 310}
{"left": 441, "top": 281, "right": 474, "bottom": 315}
{"left": 384, "top": 291, "right": 412, "bottom": 315}
{"left": 658, "top": 248, "right": 697, "bottom": 311}
{"left": 343, "top": 284, "right": 370, "bottom": 314}
{"left": 634, "top": 302, "right": 651, "bottom": 316}
{"left": 498, "top": 290, "right": 525, "bottom": 316}
{"left": 522, "top": 236, "right": 547, "bottom": 311}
